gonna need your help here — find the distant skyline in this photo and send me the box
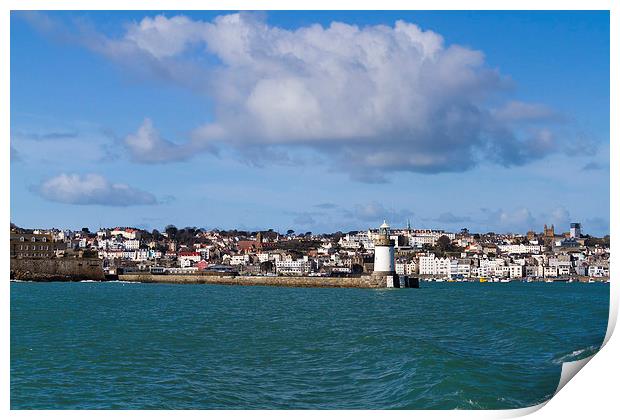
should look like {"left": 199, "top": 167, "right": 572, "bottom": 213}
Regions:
{"left": 10, "top": 11, "right": 610, "bottom": 236}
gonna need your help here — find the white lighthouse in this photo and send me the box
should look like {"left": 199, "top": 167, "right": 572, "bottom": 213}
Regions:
{"left": 373, "top": 221, "right": 396, "bottom": 279}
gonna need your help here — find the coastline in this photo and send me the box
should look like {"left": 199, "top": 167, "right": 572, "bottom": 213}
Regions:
{"left": 10, "top": 274, "right": 609, "bottom": 287}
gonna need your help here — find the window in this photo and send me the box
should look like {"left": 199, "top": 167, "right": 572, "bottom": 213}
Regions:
{"left": 31, "top": 237, "right": 36, "bottom": 242}
{"left": 42, "top": 237, "right": 47, "bottom": 242}
{"left": 20, "top": 237, "right": 24, "bottom": 242}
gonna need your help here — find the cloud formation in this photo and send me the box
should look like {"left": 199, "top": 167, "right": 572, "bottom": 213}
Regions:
{"left": 29, "top": 12, "right": 579, "bottom": 181}
{"left": 314, "top": 202, "right": 338, "bottom": 210}
{"left": 12, "top": 130, "right": 78, "bottom": 141}
{"left": 34, "top": 173, "right": 158, "bottom": 206}
{"left": 124, "top": 118, "right": 197, "bottom": 163}
{"left": 582, "top": 161, "right": 603, "bottom": 171}
{"left": 346, "top": 201, "right": 414, "bottom": 225}
{"left": 432, "top": 212, "right": 472, "bottom": 224}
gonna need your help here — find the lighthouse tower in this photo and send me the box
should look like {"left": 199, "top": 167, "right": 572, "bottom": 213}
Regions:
{"left": 373, "top": 221, "right": 396, "bottom": 281}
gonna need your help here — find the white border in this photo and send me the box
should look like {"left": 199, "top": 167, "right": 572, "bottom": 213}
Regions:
{"left": 2, "top": 1, "right": 616, "bottom": 419}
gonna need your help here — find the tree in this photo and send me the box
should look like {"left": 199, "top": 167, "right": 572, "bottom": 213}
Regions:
{"left": 351, "top": 263, "right": 364, "bottom": 275}
{"left": 287, "top": 229, "right": 295, "bottom": 235}
{"left": 437, "top": 235, "right": 452, "bottom": 251}
{"left": 165, "top": 225, "right": 178, "bottom": 238}
{"left": 260, "top": 261, "right": 274, "bottom": 273}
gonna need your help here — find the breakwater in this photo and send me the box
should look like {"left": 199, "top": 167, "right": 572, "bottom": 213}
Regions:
{"left": 10, "top": 258, "right": 104, "bottom": 281}
{"left": 118, "top": 273, "right": 389, "bottom": 288}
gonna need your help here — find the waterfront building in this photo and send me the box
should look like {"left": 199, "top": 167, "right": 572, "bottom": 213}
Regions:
{"left": 10, "top": 232, "right": 63, "bottom": 259}
{"left": 395, "top": 259, "right": 417, "bottom": 276}
{"left": 508, "top": 264, "right": 524, "bottom": 278}
{"left": 178, "top": 251, "right": 201, "bottom": 268}
{"left": 589, "top": 264, "right": 609, "bottom": 277}
{"left": 275, "top": 257, "right": 313, "bottom": 275}
{"left": 419, "top": 254, "right": 450, "bottom": 276}
{"left": 544, "top": 266, "right": 559, "bottom": 278}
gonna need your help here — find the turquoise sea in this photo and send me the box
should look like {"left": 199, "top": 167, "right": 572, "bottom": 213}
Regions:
{"left": 11, "top": 281, "right": 609, "bottom": 409}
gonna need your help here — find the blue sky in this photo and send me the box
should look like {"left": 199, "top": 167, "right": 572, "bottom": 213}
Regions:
{"left": 10, "top": 11, "right": 610, "bottom": 235}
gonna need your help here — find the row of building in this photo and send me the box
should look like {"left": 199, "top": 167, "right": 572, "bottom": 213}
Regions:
{"left": 9, "top": 221, "right": 609, "bottom": 280}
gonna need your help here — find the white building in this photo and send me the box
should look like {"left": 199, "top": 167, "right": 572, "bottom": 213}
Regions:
{"left": 544, "top": 266, "right": 558, "bottom": 278}
{"left": 339, "top": 231, "right": 375, "bottom": 250}
{"left": 589, "top": 264, "right": 609, "bottom": 277}
{"left": 230, "top": 254, "right": 251, "bottom": 266}
{"left": 409, "top": 235, "right": 436, "bottom": 247}
{"left": 258, "top": 253, "right": 281, "bottom": 263}
{"left": 497, "top": 244, "right": 542, "bottom": 254}
{"left": 110, "top": 228, "right": 141, "bottom": 240}
{"left": 125, "top": 239, "right": 140, "bottom": 250}
{"left": 135, "top": 249, "right": 149, "bottom": 261}
{"left": 419, "top": 255, "right": 450, "bottom": 276}
{"left": 178, "top": 252, "right": 201, "bottom": 268}
{"left": 395, "top": 260, "right": 417, "bottom": 276}
{"left": 122, "top": 250, "right": 136, "bottom": 260}
{"left": 449, "top": 259, "right": 471, "bottom": 279}
{"left": 507, "top": 264, "right": 524, "bottom": 278}
{"left": 275, "top": 257, "right": 313, "bottom": 275}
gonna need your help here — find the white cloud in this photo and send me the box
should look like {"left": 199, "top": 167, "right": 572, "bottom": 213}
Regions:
{"left": 33, "top": 12, "right": 579, "bottom": 180}
{"left": 35, "top": 173, "right": 158, "bottom": 206}
{"left": 124, "top": 118, "right": 198, "bottom": 163}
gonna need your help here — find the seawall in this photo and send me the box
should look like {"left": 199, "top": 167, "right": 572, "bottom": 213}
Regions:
{"left": 10, "top": 258, "right": 105, "bottom": 281}
{"left": 117, "top": 274, "right": 387, "bottom": 288}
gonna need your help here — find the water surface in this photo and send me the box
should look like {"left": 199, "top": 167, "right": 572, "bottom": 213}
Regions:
{"left": 11, "top": 281, "right": 609, "bottom": 409}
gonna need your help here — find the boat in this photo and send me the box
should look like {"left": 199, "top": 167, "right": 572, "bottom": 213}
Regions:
{"left": 500, "top": 279, "right": 511, "bottom": 283}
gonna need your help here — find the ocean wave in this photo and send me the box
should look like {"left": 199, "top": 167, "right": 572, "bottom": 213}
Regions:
{"left": 552, "top": 345, "right": 599, "bottom": 364}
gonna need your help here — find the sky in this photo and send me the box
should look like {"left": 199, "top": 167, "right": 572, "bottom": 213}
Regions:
{"left": 10, "top": 10, "right": 610, "bottom": 236}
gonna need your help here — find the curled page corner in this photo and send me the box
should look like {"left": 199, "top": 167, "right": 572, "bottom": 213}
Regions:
{"left": 496, "top": 354, "right": 597, "bottom": 418}
{"left": 554, "top": 354, "right": 595, "bottom": 396}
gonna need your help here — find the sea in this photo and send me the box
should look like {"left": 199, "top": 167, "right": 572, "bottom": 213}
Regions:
{"left": 10, "top": 281, "right": 609, "bottom": 409}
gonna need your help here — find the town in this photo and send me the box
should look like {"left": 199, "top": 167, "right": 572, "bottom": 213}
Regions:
{"left": 9, "top": 220, "right": 610, "bottom": 282}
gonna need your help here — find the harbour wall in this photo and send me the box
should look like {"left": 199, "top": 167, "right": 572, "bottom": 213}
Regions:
{"left": 10, "top": 258, "right": 105, "bottom": 281}
{"left": 117, "top": 274, "right": 387, "bottom": 288}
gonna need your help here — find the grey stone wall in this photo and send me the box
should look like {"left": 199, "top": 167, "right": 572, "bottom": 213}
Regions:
{"left": 10, "top": 258, "right": 105, "bottom": 281}
{"left": 118, "top": 274, "right": 387, "bottom": 288}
